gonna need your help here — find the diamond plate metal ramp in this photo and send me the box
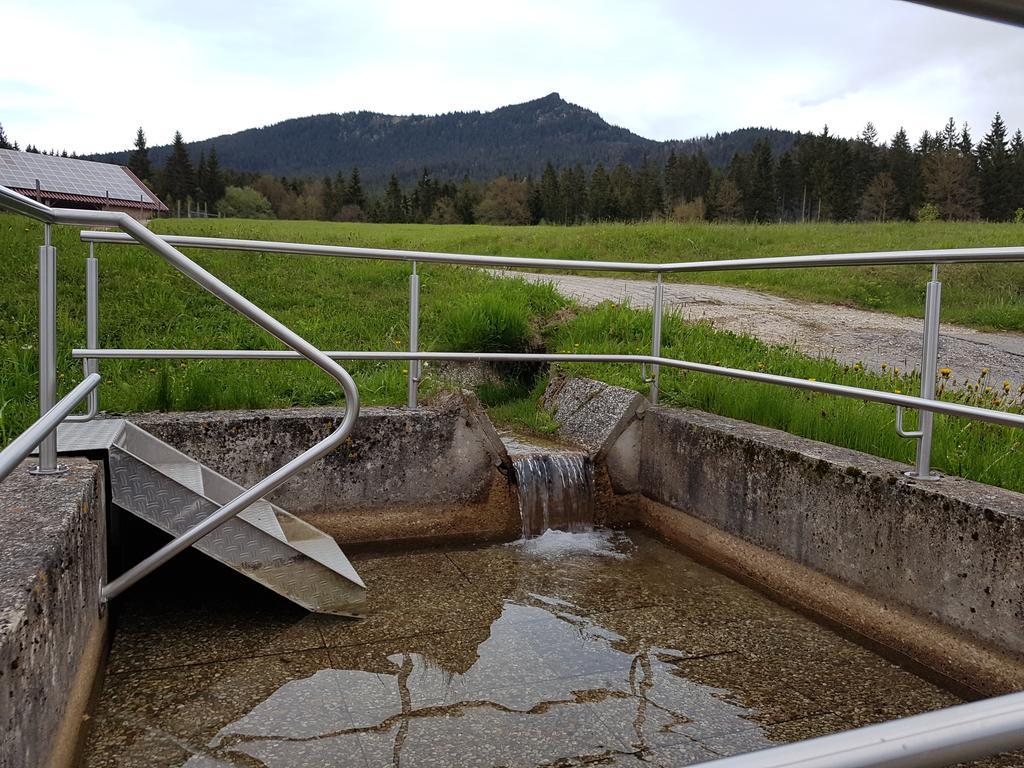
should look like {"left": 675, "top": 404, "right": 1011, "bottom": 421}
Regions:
{"left": 54, "top": 420, "right": 366, "bottom": 616}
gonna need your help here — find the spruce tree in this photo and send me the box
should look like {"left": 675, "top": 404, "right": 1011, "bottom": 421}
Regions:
{"left": 384, "top": 175, "right": 405, "bottom": 222}
{"left": 588, "top": 163, "right": 612, "bottom": 221}
{"left": 747, "top": 139, "right": 777, "bottom": 221}
{"left": 0, "top": 123, "right": 13, "bottom": 150}
{"left": 128, "top": 127, "right": 151, "bottom": 180}
{"left": 539, "top": 162, "right": 562, "bottom": 223}
{"left": 347, "top": 167, "right": 365, "bottom": 210}
{"left": 164, "top": 131, "right": 196, "bottom": 204}
{"left": 1011, "top": 130, "right": 1024, "bottom": 214}
{"left": 205, "top": 146, "right": 225, "bottom": 203}
{"left": 979, "top": 113, "right": 1014, "bottom": 220}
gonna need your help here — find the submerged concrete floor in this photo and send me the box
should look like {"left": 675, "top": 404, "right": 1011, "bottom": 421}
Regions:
{"left": 83, "top": 531, "right": 1023, "bottom": 767}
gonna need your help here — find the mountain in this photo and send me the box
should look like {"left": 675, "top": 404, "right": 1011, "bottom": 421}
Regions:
{"left": 90, "top": 93, "right": 801, "bottom": 186}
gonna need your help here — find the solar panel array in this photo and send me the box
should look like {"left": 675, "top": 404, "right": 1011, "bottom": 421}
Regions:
{"left": 0, "top": 149, "right": 155, "bottom": 204}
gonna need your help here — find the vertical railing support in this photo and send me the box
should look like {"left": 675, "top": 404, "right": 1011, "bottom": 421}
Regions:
{"left": 649, "top": 273, "right": 664, "bottom": 405}
{"left": 908, "top": 264, "right": 942, "bottom": 480}
{"left": 407, "top": 260, "right": 420, "bottom": 408}
{"left": 68, "top": 244, "right": 100, "bottom": 423}
{"left": 30, "top": 223, "right": 65, "bottom": 475}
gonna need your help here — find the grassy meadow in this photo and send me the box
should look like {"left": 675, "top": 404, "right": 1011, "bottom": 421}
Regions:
{"left": 1, "top": 214, "right": 1022, "bottom": 492}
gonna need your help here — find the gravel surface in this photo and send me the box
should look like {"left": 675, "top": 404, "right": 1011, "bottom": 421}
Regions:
{"left": 499, "top": 270, "right": 1024, "bottom": 389}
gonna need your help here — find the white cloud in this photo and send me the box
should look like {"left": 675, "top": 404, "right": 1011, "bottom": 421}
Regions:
{"left": 2, "top": 0, "right": 1022, "bottom": 154}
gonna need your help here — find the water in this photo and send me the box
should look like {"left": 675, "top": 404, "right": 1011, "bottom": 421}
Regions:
{"left": 82, "top": 530, "right": 999, "bottom": 768}
{"left": 502, "top": 434, "right": 596, "bottom": 538}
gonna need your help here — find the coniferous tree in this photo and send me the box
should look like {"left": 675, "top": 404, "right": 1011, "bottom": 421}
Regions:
{"left": 195, "top": 151, "right": 209, "bottom": 205}
{"left": 347, "top": 167, "right": 366, "bottom": 210}
{"left": 588, "top": 163, "right": 613, "bottom": 221}
{"left": 0, "top": 124, "right": 14, "bottom": 150}
{"left": 539, "top": 162, "right": 561, "bottom": 223}
{"left": 887, "top": 128, "right": 917, "bottom": 218}
{"left": 1010, "top": 130, "right": 1024, "bottom": 214}
{"left": 747, "top": 139, "right": 777, "bottom": 221}
{"left": 384, "top": 174, "right": 405, "bottom": 222}
{"left": 128, "top": 127, "right": 151, "bottom": 180}
{"left": 164, "top": 131, "right": 196, "bottom": 203}
{"left": 205, "top": 146, "right": 225, "bottom": 204}
{"left": 979, "top": 113, "right": 1014, "bottom": 220}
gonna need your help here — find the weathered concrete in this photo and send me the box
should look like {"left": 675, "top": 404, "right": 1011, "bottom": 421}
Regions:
{"left": 639, "top": 406, "right": 1024, "bottom": 663}
{"left": 0, "top": 459, "right": 106, "bottom": 768}
{"left": 128, "top": 394, "right": 518, "bottom": 548}
{"left": 543, "top": 374, "right": 645, "bottom": 459}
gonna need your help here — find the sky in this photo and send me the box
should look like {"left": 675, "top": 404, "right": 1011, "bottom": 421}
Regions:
{"left": 2, "top": 0, "right": 1022, "bottom": 154}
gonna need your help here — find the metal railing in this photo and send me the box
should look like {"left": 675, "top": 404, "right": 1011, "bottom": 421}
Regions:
{"left": 0, "top": 373, "right": 101, "bottom": 482}
{"left": 80, "top": 229, "right": 1024, "bottom": 479}
{"left": 0, "top": 185, "right": 361, "bottom": 604}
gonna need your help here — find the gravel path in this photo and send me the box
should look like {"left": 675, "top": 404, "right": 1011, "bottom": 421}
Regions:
{"left": 498, "top": 271, "right": 1024, "bottom": 389}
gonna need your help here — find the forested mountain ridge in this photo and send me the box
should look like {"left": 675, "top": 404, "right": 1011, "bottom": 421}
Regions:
{"left": 88, "top": 93, "right": 800, "bottom": 184}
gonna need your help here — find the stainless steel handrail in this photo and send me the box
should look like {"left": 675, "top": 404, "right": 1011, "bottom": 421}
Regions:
{"left": 79, "top": 229, "right": 1024, "bottom": 272}
{"left": 0, "top": 184, "right": 361, "bottom": 601}
{"left": 70, "top": 348, "right": 1024, "bottom": 430}
{"left": 688, "top": 688, "right": 1024, "bottom": 768}
{"left": 0, "top": 374, "right": 101, "bottom": 484}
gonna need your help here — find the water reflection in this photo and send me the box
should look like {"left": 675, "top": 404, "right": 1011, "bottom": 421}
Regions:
{"left": 190, "top": 599, "right": 767, "bottom": 767}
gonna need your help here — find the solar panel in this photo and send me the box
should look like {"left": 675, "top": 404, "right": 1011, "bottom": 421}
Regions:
{"left": 0, "top": 149, "right": 155, "bottom": 204}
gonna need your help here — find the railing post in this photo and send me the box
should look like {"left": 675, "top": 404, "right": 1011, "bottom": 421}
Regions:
{"left": 908, "top": 264, "right": 941, "bottom": 480}
{"left": 407, "top": 260, "right": 420, "bottom": 408}
{"left": 649, "top": 273, "right": 664, "bottom": 405}
{"left": 83, "top": 245, "right": 99, "bottom": 414}
{"left": 30, "top": 223, "right": 65, "bottom": 475}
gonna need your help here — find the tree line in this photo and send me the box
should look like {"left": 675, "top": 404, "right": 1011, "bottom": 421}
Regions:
{"left": 5, "top": 114, "right": 1024, "bottom": 224}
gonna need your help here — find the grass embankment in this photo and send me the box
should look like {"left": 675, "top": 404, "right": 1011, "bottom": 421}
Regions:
{"left": 162, "top": 217, "right": 1024, "bottom": 331}
{"left": 1, "top": 215, "right": 1021, "bottom": 492}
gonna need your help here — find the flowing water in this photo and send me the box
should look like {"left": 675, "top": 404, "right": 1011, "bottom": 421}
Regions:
{"left": 501, "top": 434, "right": 596, "bottom": 538}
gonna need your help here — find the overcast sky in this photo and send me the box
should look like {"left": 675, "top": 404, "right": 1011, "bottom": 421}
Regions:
{"left": 2, "top": 0, "right": 1022, "bottom": 154}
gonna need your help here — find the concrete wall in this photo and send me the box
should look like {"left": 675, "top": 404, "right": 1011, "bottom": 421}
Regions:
{"left": 0, "top": 459, "right": 107, "bottom": 768}
{"left": 638, "top": 406, "right": 1024, "bottom": 666}
{"left": 129, "top": 394, "right": 518, "bottom": 548}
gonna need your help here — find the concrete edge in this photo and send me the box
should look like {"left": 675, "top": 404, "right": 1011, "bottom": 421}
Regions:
{"left": 639, "top": 496, "right": 1024, "bottom": 698}
{"left": 543, "top": 374, "right": 646, "bottom": 458}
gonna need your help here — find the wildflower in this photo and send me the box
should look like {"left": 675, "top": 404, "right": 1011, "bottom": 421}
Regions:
{"left": 149, "top": 367, "right": 156, "bottom": 373}
{"left": 894, "top": 389, "right": 902, "bottom": 394}
{"left": 894, "top": 367, "right": 900, "bottom": 376}
{"left": 402, "top": 368, "right": 408, "bottom": 374}
{"left": 853, "top": 362, "right": 862, "bottom": 371}
{"left": 939, "top": 367, "right": 952, "bottom": 377}
{"left": 807, "top": 377, "right": 817, "bottom": 382}
{"left": 1003, "top": 380, "right": 1011, "bottom": 393}
{"left": 881, "top": 363, "right": 888, "bottom": 370}
{"left": 981, "top": 367, "right": 989, "bottom": 377}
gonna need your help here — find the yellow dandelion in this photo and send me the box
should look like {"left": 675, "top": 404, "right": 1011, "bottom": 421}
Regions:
{"left": 939, "top": 367, "right": 951, "bottom": 377}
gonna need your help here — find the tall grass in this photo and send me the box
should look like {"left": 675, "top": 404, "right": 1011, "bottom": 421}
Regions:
{"left": 542, "top": 302, "right": 1024, "bottom": 493}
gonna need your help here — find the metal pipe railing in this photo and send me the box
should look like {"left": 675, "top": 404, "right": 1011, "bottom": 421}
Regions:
{"left": 66, "top": 246, "right": 99, "bottom": 423}
{"left": 79, "top": 229, "right": 1024, "bottom": 273}
{"left": 77, "top": 228, "right": 1024, "bottom": 480}
{"left": 687, "top": 689, "right": 1024, "bottom": 768}
{"left": 0, "top": 184, "right": 361, "bottom": 602}
{"left": 70, "top": 348, "right": 1024, "bottom": 431}
{"left": 0, "top": 374, "right": 101, "bottom": 484}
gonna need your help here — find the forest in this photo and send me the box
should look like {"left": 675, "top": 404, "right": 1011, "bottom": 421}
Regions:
{"left": 3, "top": 112, "right": 1023, "bottom": 225}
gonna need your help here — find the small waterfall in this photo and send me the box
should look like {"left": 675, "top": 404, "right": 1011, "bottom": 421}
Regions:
{"left": 502, "top": 434, "right": 596, "bottom": 538}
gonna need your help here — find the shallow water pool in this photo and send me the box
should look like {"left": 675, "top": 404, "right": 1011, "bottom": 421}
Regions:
{"left": 82, "top": 529, "right": 1018, "bottom": 767}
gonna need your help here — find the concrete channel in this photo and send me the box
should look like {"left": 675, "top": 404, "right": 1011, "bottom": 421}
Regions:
{"left": 1, "top": 380, "right": 1022, "bottom": 766}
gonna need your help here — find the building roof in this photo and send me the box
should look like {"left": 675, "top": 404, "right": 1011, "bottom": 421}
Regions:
{"left": 0, "top": 149, "right": 168, "bottom": 212}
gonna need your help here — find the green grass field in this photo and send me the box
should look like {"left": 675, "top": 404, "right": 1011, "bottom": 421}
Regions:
{"left": 1, "top": 214, "right": 1021, "bottom": 492}
{"left": 155, "top": 217, "right": 1024, "bottom": 331}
